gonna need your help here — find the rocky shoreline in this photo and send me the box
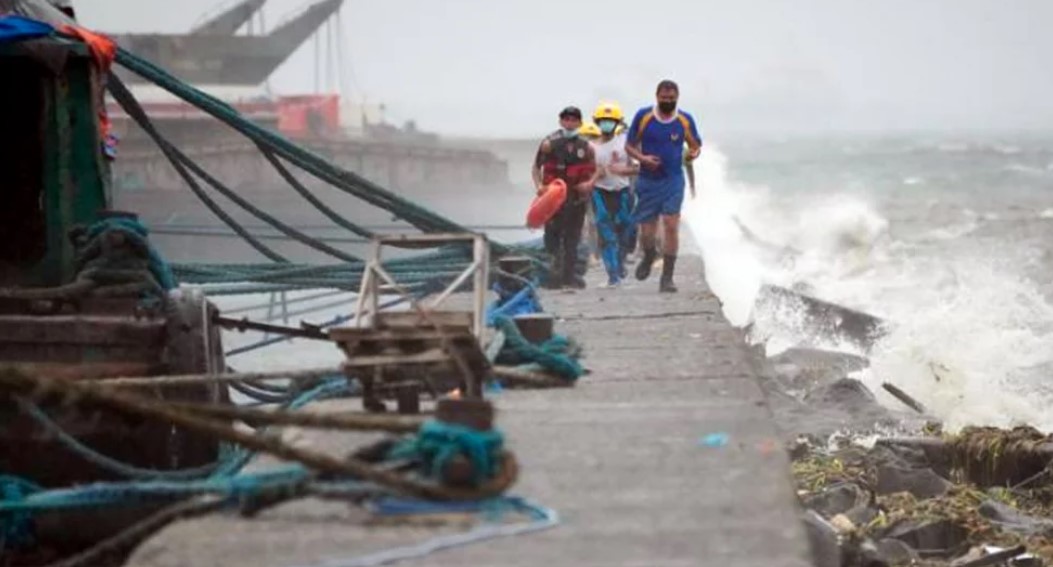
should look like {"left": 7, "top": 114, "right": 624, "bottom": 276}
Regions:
{"left": 761, "top": 347, "right": 1053, "bottom": 566}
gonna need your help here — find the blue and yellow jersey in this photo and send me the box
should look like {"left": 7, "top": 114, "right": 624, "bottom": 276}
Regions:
{"left": 626, "top": 106, "right": 702, "bottom": 180}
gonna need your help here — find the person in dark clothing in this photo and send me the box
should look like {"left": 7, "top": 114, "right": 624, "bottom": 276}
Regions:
{"left": 532, "top": 106, "right": 597, "bottom": 289}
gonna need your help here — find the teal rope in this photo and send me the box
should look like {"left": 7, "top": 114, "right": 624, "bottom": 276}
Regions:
{"left": 386, "top": 421, "right": 504, "bottom": 487}
{"left": 107, "top": 75, "right": 289, "bottom": 263}
{"left": 15, "top": 399, "right": 228, "bottom": 481}
{"left": 258, "top": 147, "right": 376, "bottom": 239}
{"left": 11, "top": 378, "right": 352, "bottom": 484}
{"left": 80, "top": 217, "right": 177, "bottom": 290}
{"left": 115, "top": 48, "right": 491, "bottom": 244}
{"left": 0, "top": 475, "right": 41, "bottom": 548}
{"left": 109, "top": 76, "right": 360, "bottom": 264}
{"left": 492, "top": 316, "right": 584, "bottom": 381}
{"left": 0, "top": 465, "right": 382, "bottom": 515}
{"left": 212, "top": 378, "right": 353, "bottom": 477}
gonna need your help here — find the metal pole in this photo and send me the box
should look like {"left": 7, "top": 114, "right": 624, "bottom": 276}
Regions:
{"left": 473, "top": 234, "right": 489, "bottom": 339}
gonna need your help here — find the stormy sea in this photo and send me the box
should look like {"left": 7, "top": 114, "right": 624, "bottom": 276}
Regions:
{"left": 211, "top": 131, "right": 1053, "bottom": 433}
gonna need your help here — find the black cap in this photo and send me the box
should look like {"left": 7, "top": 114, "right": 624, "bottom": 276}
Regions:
{"left": 559, "top": 106, "right": 582, "bottom": 120}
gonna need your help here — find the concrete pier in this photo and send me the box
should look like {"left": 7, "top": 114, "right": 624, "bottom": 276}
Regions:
{"left": 127, "top": 255, "right": 812, "bottom": 567}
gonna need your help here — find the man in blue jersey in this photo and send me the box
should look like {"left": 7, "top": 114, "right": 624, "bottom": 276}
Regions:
{"left": 625, "top": 80, "right": 702, "bottom": 293}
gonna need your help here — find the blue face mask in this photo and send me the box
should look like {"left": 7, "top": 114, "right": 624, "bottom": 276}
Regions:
{"left": 561, "top": 128, "right": 578, "bottom": 138}
{"left": 598, "top": 120, "right": 617, "bottom": 135}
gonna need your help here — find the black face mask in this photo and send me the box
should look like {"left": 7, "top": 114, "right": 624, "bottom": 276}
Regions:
{"left": 657, "top": 101, "right": 677, "bottom": 114}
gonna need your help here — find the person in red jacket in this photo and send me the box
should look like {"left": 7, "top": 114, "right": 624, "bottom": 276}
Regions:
{"left": 532, "top": 106, "right": 597, "bottom": 289}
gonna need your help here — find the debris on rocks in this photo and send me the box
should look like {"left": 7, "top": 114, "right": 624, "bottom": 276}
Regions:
{"left": 792, "top": 428, "right": 1053, "bottom": 566}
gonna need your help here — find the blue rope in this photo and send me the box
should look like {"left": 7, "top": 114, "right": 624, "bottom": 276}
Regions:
{"left": 284, "top": 497, "right": 559, "bottom": 567}
{"left": 485, "top": 281, "right": 543, "bottom": 326}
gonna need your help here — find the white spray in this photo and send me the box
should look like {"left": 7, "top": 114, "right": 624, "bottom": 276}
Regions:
{"left": 682, "top": 145, "right": 1053, "bottom": 431}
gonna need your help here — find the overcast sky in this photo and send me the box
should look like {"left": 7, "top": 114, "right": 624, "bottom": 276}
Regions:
{"left": 77, "top": 0, "right": 1053, "bottom": 137}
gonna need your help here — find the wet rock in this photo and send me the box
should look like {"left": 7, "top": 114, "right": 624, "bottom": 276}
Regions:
{"left": 805, "top": 482, "right": 870, "bottom": 518}
{"left": 802, "top": 510, "right": 841, "bottom": 567}
{"left": 869, "top": 443, "right": 931, "bottom": 471}
{"left": 886, "top": 518, "right": 970, "bottom": 558}
{"left": 841, "top": 535, "right": 892, "bottom": 567}
{"left": 867, "top": 445, "right": 952, "bottom": 499}
{"left": 857, "top": 539, "right": 892, "bottom": 567}
{"left": 876, "top": 538, "right": 920, "bottom": 565}
{"left": 769, "top": 348, "right": 871, "bottom": 391}
{"left": 951, "top": 545, "right": 1039, "bottom": 567}
{"left": 978, "top": 500, "right": 1053, "bottom": 537}
{"left": 875, "top": 464, "right": 952, "bottom": 499}
{"left": 804, "top": 378, "right": 879, "bottom": 410}
{"left": 1012, "top": 555, "right": 1045, "bottom": 567}
{"left": 843, "top": 505, "right": 879, "bottom": 527}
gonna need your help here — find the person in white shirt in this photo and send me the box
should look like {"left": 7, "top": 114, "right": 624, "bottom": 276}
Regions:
{"left": 588, "top": 102, "right": 640, "bottom": 287}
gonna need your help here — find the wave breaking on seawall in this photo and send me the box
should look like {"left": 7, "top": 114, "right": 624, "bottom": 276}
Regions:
{"left": 682, "top": 145, "right": 1053, "bottom": 432}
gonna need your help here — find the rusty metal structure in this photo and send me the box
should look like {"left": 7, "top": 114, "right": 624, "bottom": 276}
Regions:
{"left": 113, "top": 0, "right": 343, "bottom": 87}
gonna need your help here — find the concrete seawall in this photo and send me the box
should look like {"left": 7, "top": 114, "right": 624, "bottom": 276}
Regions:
{"left": 111, "top": 139, "right": 509, "bottom": 193}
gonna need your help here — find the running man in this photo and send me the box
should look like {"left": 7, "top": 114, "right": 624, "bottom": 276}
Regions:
{"left": 625, "top": 80, "right": 702, "bottom": 292}
{"left": 532, "top": 106, "right": 597, "bottom": 289}
{"left": 590, "top": 101, "right": 639, "bottom": 286}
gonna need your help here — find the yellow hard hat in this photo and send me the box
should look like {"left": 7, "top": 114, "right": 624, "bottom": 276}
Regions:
{"left": 578, "top": 122, "right": 602, "bottom": 138}
{"left": 592, "top": 101, "right": 624, "bottom": 122}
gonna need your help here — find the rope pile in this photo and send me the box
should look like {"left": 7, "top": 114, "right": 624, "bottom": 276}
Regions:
{"left": 0, "top": 368, "right": 517, "bottom": 556}
{"left": 492, "top": 315, "right": 584, "bottom": 382}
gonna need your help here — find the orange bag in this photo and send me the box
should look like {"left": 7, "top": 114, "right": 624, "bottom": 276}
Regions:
{"left": 526, "top": 179, "right": 567, "bottom": 228}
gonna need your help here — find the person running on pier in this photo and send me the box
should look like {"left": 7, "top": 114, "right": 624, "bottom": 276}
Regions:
{"left": 532, "top": 106, "right": 597, "bottom": 289}
{"left": 590, "top": 101, "right": 640, "bottom": 287}
{"left": 577, "top": 122, "right": 604, "bottom": 268}
{"left": 625, "top": 80, "right": 702, "bottom": 293}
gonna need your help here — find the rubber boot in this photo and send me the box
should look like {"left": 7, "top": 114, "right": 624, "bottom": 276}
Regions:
{"left": 659, "top": 255, "right": 678, "bottom": 293}
{"left": 635, "top": 247, "right": 658, "bottom": 281}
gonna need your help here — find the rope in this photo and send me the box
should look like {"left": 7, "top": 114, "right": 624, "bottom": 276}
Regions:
{"left": 387, "top": 421, "right": 504, "bottom": 487}
{"left": 211, "top": 378, "right": 354, "bottom": 477}
{"left": 225, "top": 294, "right": 412, "bottom": 357}
{"left": 107, "top": 75, "right": 289, "bottom": 263}
{"left": 77, "top": 216, "right": 177, "bottom": 291}
{"left": 40, "top": 496, "right": 225, "bottom": 567}
{"left": 112, "top": 75, "right": 361, "bottom": 264}
{"left": 16, "top": 399, "right": 226, "bottom": 480}
{"left": 485, "top": 281, "right": 543, "bottom": 326}
{"left": 285, "top": 498, "right": 559, "bottom": 567}
{"left": 114, "top": 47, "right": 508, "bottom": 253}
{"left": 12, "top": 377, "right": 351, "bottom": 483}
{"left": 492, "top": 316, "right": 584, "bottom": 382}
{"left": 0, "top": 475, "right": 40, "bottom": 549}
{"left": 258, "top": 146, "right": 375, "bottom": 239}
